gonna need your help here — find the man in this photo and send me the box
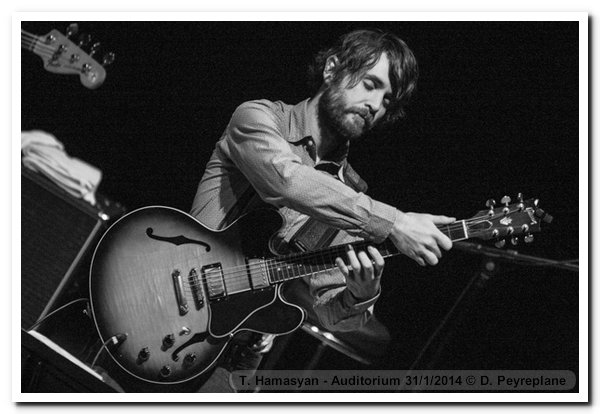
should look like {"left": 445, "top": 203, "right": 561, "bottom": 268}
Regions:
{"left": 191, "top": 28, "right": 454, "bottom": 391}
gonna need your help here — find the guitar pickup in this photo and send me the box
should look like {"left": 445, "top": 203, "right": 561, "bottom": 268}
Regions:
{"left": 247, "top": 258, "right": 270, "bottom": 290}
{"left": 202, "top": 263, "right": 226, "bottom": 300}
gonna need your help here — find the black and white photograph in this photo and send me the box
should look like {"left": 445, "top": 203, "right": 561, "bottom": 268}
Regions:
{"left": 15, "top": 12, "right": 587, "bottom": 403}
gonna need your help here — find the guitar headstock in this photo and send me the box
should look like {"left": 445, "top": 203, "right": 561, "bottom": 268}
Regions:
{"left": 467, "top": 194, "right": 553, "bottom": 247}
{"left": 23, "top": 27, "right": 111, "bottom": 89}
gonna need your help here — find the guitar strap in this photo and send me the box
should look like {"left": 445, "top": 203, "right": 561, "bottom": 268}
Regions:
{"left": 290, "top": 162, "right": 368, "bottom": 252}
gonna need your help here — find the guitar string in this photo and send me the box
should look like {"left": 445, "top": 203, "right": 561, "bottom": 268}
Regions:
{"left": 178, "top": 212, "right": 514, "bottom": 291}
{"left": 21, "top": 32, "right": 98, "bottom": 69}
{"left": 21, "top": 43, "right": 92, "bottom": 67}
{"left": 179, "top": 219, "right": 472, "bottom": 290}
{"left": 22, "top": 31, "right": 92, "bottom": 56}
{"left": 177, "top": 210, "right": 521, "bottom": 293}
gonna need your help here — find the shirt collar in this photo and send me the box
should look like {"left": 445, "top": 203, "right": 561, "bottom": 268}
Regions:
{"left": 287, "top": 98, "right": 312, "bottom": 143}
{"left": 287, "top": 98, "right": 350, "bottom": 164}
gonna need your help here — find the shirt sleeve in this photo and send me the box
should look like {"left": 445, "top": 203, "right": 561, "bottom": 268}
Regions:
{"left": 305, "top": 270, "right": 380, "bottom": 332}
{"left": 223, "top": 101, "right": 398, "bottom": 243}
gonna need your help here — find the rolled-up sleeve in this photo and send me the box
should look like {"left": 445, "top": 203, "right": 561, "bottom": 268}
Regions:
{"left": 224, "top": 101, "right": 397, "bottom": 243}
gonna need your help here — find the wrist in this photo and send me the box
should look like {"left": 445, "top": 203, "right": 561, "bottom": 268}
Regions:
{"left": 347, "top": 287, "right": 373, "bottom": 304}
{"left": 392, "top": 209, "right": 407, "bottom": 234}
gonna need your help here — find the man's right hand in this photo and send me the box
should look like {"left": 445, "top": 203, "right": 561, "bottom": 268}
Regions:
{"left": 389, "top": 211, "right": 455, "bottom": 266}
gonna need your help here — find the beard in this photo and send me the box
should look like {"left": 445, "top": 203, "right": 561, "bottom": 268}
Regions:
{"left": 317, "top": 83, "right": 374, "bottom": 143}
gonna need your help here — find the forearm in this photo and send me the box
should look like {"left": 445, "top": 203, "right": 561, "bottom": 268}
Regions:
{"left": 225, "top": 102, "right": 397, "bottom": 242}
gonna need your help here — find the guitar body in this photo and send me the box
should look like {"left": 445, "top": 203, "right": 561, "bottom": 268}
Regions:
{"left": 89, "top": 206, "right": 305, "bottom": 384}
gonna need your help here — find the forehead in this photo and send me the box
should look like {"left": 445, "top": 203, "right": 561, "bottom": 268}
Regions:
{"left": 363, "top": 53, "right": 392, "bottom": 92}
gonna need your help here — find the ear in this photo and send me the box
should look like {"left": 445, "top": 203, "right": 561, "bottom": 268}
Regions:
{"left": 323, "top": 55, "right": 339, "bottom": 82}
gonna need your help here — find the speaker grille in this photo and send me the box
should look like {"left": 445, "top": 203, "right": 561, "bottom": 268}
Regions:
{"left": 21, "top": 169, "right": 105, "bottom": 329}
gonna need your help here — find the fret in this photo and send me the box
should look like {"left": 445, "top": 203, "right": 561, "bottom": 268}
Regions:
{"left": 282, "top": 259, "right": 291, "bottom": 281}
{"left": 437, "top": 220, "right": 468, "bottom": 242}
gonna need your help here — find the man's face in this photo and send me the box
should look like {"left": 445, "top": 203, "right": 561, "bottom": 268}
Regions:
{"left": 319, "top": 52, "right": 393, "bottom": 141}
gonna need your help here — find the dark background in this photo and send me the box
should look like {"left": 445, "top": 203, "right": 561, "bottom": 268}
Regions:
{"left": 21, "top": 21, "right": 580, "bottom": 385}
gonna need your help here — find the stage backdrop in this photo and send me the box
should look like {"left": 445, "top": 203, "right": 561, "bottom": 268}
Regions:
{"left": 21, "top": 21, "right": 580, "bottom": 376}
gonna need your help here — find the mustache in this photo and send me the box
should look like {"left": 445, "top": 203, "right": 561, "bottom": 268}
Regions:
{"left": 351, "top": 108, "right": 374, "bottom": 125}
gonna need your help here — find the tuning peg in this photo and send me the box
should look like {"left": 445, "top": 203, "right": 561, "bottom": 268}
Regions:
{"left": 78, "top": 33, "right": 92, "bottom": 48}
{"left": 90, "top": 42, "right": 101, "bottom": 58}
{"left": 510, "top": 237, "right": 519, "bottom": 246}
{"left": 486, "top": 199, "right": 496, "bottom": 216}
{"left": 66, "top": 23, "right": 79, "bottom": 39}
{"left": 501, "top": 195, "right": 511, "bottom": 215}
{"left": 516, "top": 193, "right": 525, "bottom": 211}
{"left": 494, "top": 240, "right": 506, "bottom": 248}
{"left": 102, "top": 52, "right": 115, "bottom": 66}
{"left": 524, "top": 234, "right": 534, "bottom": 243}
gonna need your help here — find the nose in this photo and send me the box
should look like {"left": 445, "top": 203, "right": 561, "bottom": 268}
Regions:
{"left": 365, "top": 91, "right": 385, "bottom": 115}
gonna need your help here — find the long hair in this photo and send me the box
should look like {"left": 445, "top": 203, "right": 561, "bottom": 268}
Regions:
{"left": 308, "top": 29, "right": 419, "bottom": 124}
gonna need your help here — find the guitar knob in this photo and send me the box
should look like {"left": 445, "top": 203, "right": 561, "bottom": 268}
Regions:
{"left": 162, "top": 334, "right": 175, "bottom": 350}
{"left": 138, "top": 347, "right": 150, "bottom": 362}
{"left": 184, "top": 353, "right": 197, "bottom": 367}
{"left": 159, "top": 365, "right": 172, "bottom": 378}
{"left": 524, "top": 234, "right": 534, "bottom": 243}
{"left": 494, "top": 240, "right": 506, "bottom": 248}
{"left": 510, "top": 237, "right": 519, "bottom": 245}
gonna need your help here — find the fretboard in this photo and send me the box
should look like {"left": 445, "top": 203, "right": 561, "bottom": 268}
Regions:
{"left": 266, "top": 220, "right": 470, "bottom": 284}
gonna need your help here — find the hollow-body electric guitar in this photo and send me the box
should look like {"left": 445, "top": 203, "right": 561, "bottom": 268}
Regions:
{"left": 89, "top": 196, "right": 551, "bottom": 384}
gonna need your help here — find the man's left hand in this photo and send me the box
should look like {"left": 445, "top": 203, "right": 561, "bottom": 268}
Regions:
{"left": 335, "top": 244, "right": 384, "bottom": 301}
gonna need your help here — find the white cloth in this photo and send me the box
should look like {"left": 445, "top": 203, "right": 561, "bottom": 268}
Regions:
{"left": 21, "top": 130, "right": 102, "bottom": 205}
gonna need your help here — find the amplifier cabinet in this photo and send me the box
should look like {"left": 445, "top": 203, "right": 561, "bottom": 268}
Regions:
{"left": 21, "top": 166, "right": 125, "bottom": 330}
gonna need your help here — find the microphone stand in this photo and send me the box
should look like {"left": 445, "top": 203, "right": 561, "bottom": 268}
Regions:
{"left": 453, "top": 241, "right": 579, "bottom": 273}
{"left": 400, "top": 241, "right": 577, "bottom": 390}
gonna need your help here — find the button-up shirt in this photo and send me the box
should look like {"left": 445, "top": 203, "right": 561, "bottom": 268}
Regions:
{"left": 191, "top": 98, "right": 398, "bottom": 331}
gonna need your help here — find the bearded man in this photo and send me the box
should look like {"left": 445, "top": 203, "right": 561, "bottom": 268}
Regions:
{"left": 190, "top": 28, "right": 455, "bottom": 391}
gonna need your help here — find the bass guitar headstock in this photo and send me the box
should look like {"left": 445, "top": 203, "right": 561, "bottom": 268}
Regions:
{"left": 467, "top": 193, "right": 553, "bottom": 248}
{"left": 21, "top": 23, "right": 114, "bottom": 89}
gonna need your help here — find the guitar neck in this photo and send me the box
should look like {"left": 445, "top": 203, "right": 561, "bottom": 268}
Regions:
{"left": 266, "top": 220, "right": 470, "bottom": 284}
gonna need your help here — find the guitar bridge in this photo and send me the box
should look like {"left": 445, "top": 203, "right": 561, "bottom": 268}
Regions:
{"left": 171, "top": 269, "right": 188, "bottom": 315}
{"left": 188, "top": 268, "right": 204, "bottom": 309}
{"left": 202, "top": 263, "right": 226, "bottom": 300}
